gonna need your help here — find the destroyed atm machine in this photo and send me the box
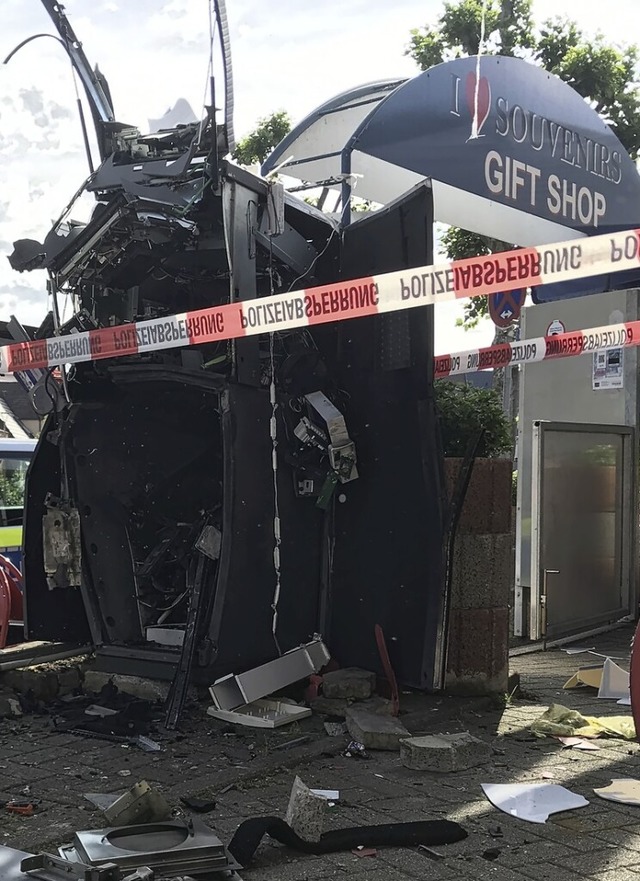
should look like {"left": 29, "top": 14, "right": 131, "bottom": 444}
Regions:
{"left": 9, "top": 1, "right": 448, "bottom": 698}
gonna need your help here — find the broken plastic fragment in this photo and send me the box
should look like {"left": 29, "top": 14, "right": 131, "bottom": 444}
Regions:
{"left": 597, "top": 658, "right": 630, "bottom": 701}
{"left": 594, "top": 779, "right": 640, "bottom": 806}
{"left": 481, "top": 783, "right": 588, "bottom": 824}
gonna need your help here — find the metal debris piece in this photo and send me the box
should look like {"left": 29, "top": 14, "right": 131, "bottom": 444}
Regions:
{"left": 272, "top": 735, "right": 311, "bottom": 750}
{"left": 59, "top": 818, "right": 236, "bottom": 876}
{"left": 209, "top": 638, "right": 330, "bottom": 712}
{"left": 418, "top": 844, "right": 444, "bottom": 860}
{"left": 103, "top": 781, "right": 171, "bottom": 826}
{"left": 42, "top": 496, "right": 82, "bottom": 590}
{"left": 20, "top": 852, "right": 120, "bottom": 880}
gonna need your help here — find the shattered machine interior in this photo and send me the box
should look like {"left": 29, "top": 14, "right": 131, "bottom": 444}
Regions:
{"left": 9, "top": 1, "right": 446, "bottom": 691}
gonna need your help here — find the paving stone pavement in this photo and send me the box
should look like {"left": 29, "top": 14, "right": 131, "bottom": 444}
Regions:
{"left": 0, "top": 625, "right": 639, "bottom": 880}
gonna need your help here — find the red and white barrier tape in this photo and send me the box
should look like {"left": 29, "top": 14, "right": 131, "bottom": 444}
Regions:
{"left": 434, "top": 321, "right": 637, "bottom": 378}
{"left": 3, "top": 226, "right": 640, "bottom": 374}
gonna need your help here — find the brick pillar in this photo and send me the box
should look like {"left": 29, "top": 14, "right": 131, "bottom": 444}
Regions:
{"left": 445, "top": 458, "right": 513, "bottom": 695}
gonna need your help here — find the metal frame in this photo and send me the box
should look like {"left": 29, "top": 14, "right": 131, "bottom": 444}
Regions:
{"left": 529, "top": 420, "right": 636, "bottom": 641}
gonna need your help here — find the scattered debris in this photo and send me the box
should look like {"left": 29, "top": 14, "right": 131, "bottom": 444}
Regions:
{"left": 207, "top": 697, "right": 311, "bottom": 728}
{"left": 400, "top": 732, "right": 491, "bottom": 772}
{"left": 285, "top": 777, "right": 327, "bottom": 843}
{"left": 84, "top": 704, "right": 118, "bottom": 717}
{"left": 557, "top": 736, "right": 601, "bottom": 751}
{"left": 594, "top": 779, "right": 640, "bottom": 806}
{"left": 84, "top": 792, "right": 120, "bottom": 811}
{"left": 310, "top": 790, "right": 340, "bottom": 801}
{"left": 180, "top": 795, "right": 217, "bottom": 813}
{"left": 481, "top": 783, "right": 589, "bottom": 824}
{"left": 83, "top": 671, "right": 172, "bottom": 703}
{"left": 564, "top": 664, "right": 604, "bottom": 690}
{"left": 343, "top": 741, "right": 368, "bottom": 759}
{"left": 135, "top": 735, "right": 162, "bottom": 752}
{"left": 0, "top": 696, "right": 22, "bottom": 718}
{"left": 418, "top": 844, "right": 445, "bottom": 860}
{"left": 118, "top": 770, "right": 132, "bottom": 777}
{"left": 352, "top": 846, "right": 377, "bottom": 857}
{"left": 562, "top": 646, "right": 596, "bottom": 655}
{"left": 323, "top": 719, "right": 347, "bottom": 736}
{"left": 483, "top": 847, "right": 502, "bottom": 860}
{"left": 322, "top": 667, "right": 376, "bottom": 701}
{"left": 53, "top": 685, "right": 158, "bottom": 743}
{"left": 272, "top": 735, "right": 311, "bottom": 750}
{"left": 209, "top": 638, "right": 330, "bottom": 712}
{"left": 598, "top": 658, "right": 630, "bottom": 701}
{"left": 345, "top": 706, "right": 410, "bottom": 751}
{"left": 59, "top": 817, "right": 236, "bottom": 876}
{"left": 530, "top": 704, "right": 635, "bottom": 740}
{"left": 101, "top": 780, "right": 171, "bottom": 826}
{"left": 5, "top": 800, "right": 36, "bottom": 816}
{"left": 563, "top": 657, "right": 630, "bottom": 701}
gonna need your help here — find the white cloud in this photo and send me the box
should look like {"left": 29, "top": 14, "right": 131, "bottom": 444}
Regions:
{"left": 0, "top": 0, "right": 635, "bottom": 339}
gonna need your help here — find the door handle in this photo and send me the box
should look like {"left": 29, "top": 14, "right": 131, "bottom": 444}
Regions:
{"left": 542, "top": 569, "right": 560, "bottom": 649}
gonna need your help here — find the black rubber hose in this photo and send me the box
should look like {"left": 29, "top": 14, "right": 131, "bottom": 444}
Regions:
{"left": 228, "top": 817, "right": 467, "bottom": 867}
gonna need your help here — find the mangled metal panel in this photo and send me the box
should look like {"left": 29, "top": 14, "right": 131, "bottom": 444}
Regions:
{"left": 209, "top": 638, "right": 330, "bottom": 711}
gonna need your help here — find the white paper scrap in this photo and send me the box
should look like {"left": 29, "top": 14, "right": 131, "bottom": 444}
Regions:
{"left": 562, "top": 647, "right": 596, "bottom": 655}
{"left": 481, "top": 783, "right": 589, "bottom": 824}
{"left": 557, "top": 737, "right": 600, "bottom": 751}
{"left": 310, "top": 789, "right": 340, "bottom": 800}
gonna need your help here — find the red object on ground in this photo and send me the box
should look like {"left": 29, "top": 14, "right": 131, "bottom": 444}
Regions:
{"left": 304, "top": 674, "right": 323, "bottom": 703}
{"left": 375, "top": 624, "right": 400, "bottom": 717}
{"left": 6, "top": 803, "right": 34, "bottom": 816}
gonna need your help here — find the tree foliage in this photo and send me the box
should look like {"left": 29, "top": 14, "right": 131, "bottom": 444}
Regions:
{"left": 408, "top": 1, "right": 640, "bottom": 327}
{"left": 233, "top": 110, "right": 291, "bottom": 166}
{"left": 435, "top": 380, "right": 512, "bottom": 457}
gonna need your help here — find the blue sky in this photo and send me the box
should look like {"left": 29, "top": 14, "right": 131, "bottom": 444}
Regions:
{"left": 0, "top": 0, "right": 637, "bottom": 352}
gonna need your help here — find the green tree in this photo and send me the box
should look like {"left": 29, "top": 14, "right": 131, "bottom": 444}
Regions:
{"left": 434, "top": 380, "right": 512, "bottom": 458}
{"left": 233, "top": 110, "right": 291, "bottom": 166}
{"left": 408, "top": 1, "right": 640, "bottom": 327}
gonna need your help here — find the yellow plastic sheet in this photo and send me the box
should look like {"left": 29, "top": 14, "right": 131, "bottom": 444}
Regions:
{"left": 530, "top": 703, "right": 636, "bottom": 740}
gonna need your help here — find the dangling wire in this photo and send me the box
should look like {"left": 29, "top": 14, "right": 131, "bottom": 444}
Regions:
{"left": 3, "top": 32, "right": 95, "bottom": 174}
{"left": 470, "top": 0, "right": 489, "bottom": 140}
{"left": 266, "top": 206, "right": 282, "bottom": 655}
{"left": 69, "top": 62, "right": 94, "bottom": 173}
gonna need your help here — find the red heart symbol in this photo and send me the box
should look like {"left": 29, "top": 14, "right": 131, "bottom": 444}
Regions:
{"left": 466, "top": 72, "right": 491, "bottom": 134}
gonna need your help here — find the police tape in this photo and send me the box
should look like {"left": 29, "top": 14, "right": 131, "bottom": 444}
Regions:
{"left": 2, "top": 226, "right": 640, "bottom": 373}
{"left": 434, "top": 321, "right": 637, "bottom": 378}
